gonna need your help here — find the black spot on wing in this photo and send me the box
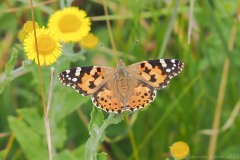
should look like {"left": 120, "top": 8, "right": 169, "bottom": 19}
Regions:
{"left": 89, "top": 81, "right": 96, "bottom": 89}
{"left": 97, "top": 67, "right": 101, "bottom": 72}
{"left": 140, "top": 63, "right": 145, "bottom": 68}
{"left": 143, "top": 67, "right": 151, "bottom": 74}
{"left": 149, "top": 74, "right": 157, "bottom": 82}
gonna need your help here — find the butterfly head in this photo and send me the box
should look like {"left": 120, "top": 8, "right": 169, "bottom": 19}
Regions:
{"left": 118, "top": 59, "right": 125, "bottom": 66}
{"left": 116, "top": 59, "right": 128, "bottom": 79}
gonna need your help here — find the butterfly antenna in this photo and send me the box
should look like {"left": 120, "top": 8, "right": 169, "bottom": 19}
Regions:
{"left": 126, "top": 40, "right": 139, "bottom": 55}
{"left": 98, "top": 43, "right": 103, "bottom": 47}
{"left": 125, "top": 40, "right": 139, "bottom": 62}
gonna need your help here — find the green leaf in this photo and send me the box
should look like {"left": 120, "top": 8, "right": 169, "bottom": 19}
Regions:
{"left": 0, "top": 49, "right": 18, "bottom": 93}
{"left": 0, "top": 12, "right": 18, "bottom": 31}
{"left": 55, "top": 150, "right": 78, "bottom": 160}
{"left": 8, "top": 116, "right": 48, "bottom": 160}
{"left": 50, "top": 120, "right": 67, "bottom": 149}
{"left": 72, "top": 144, "right": 85, "bottom": 160}
{"left": 60, "top": 0, "right": 74, "bottom": 9}
{"left": 17, "top": 108, "right": 45, "bottom": 135}
{"left": 85, "top": 108, "right": 130, "bottom": 160}
{"left": 107, "top": 111, "right": 130, "bottom": 125}
{"left": 51, "top": 90, "right": 89, "bottom": 123}
{"left": 48, "top": 81, "right": 89, "bottom": 149}
{"left": 16, "top": 106, "right": 67, "bottom": 150}
{"left": 0, "top": 149, "right": 7, "bottom": 160}
{"left": 88, "top": 107, "right": 104, "bottom": 136}
{"left": 85, "top": 107, "right": 104, "bottom": 160}
{"left": 5, "top": 48, "right": 18, "bottom": 77}
{"left": 0, "top": 77, "right": 12, "bottom": 94}
{"left": 97, "top": 152, "right": 107, "bottom": 160}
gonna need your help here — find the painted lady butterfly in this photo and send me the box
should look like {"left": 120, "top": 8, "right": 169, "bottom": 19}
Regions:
{"left": 58, "top": 59, "right": 184, "bottom": 113}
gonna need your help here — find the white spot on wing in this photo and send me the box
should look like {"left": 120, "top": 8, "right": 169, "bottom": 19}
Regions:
{"left": 72, "top": 78, "right": 77, "bottom": 82}
{"left": 75, "top": 67, "right": 81, "bottom": 76}
{"left": 159, "top": 59, "right": 167, "bottom": 68}
{"left": 65, "top": 70, "right": 70, "bottom": 74}
{"left": 171, "top": 59, "right": 176, "bottom": 63}
{"left": 166, "top": 68, "right": 171, "bottom": 72}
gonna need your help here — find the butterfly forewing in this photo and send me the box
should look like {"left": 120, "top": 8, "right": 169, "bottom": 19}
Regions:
{"left": 127, "top": 59, "right": 184, "bottom": 90}
{"left": 58, "top": 66, "right": 114, "bottom": 96}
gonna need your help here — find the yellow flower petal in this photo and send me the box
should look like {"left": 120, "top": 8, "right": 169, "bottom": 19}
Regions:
{"left": 48, "top": 7, "right": 91, "bottom": 43}
{"left": 18, "top": 29, "right": 27, "bottom": 43}
{"left": 23, "top": 21, "right": 39, "bottom": 33}
{"left": 79, "top": 33, "right": 99, "bottom": 49}
{"left": 23, "top": 27, "right": 62, "bottom": 66}
{"left": 170, "top": 141, "right": 190, "bottom": 160}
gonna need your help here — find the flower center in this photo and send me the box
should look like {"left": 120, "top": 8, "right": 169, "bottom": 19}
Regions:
{"left": 58, "top": 14, "right": 81, "bottom": 33}
{"left": 37, "top": 35, "right": 56, "bottom": 55}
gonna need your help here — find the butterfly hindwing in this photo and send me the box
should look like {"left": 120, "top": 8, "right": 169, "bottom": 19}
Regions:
{"left": 127, "top": 59, "right": 184, "bottom": 90}
{"left": 91, "top": 82, "right": 124, "bottom": 113}
{"left": 91, "top": 78, "right": 157, "bottom": 113}
{"left": 126, "top": 81, "right": 157, "bottom": 111}
{"left": 58, "top": 66, "right": 114, "bottom": 96}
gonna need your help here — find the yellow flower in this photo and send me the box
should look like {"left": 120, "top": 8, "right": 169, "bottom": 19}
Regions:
{"left": 23, "top": 21, "right": 39, "bottom": 33}
{"left": 18, "top": 21, "right": 39, "bottom": 42}
{"left": 79, "top": 33, "right": 99, "bottom": 49}
{"left": 24, "top": 27, "right": 62, "bottom": 66}
{"left": 48, "top": 7, "right": 91, "bottom": 43}
{"left": 18, "top": 29, "right": 27, "bottom": 42}
{"left": 170, "top": 141, "right": 190, "bottom": 160}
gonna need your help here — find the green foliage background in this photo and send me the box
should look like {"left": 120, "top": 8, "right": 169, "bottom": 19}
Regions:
{"left": 1, "top": 0, "right": 240, "bottom": 160}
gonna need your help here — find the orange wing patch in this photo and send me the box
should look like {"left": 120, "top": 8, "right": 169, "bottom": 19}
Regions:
{"left": 148, "top": 66, "right": 167, "bottom": 86}
{"left": 126, "top": 83, "right": 156, "bottom": 111}
{"left": 77, "top": 73, "right": 96, "bottom": 94}
{"left": 138, "top": 62, "right": 167, "bottom": 88}
{"left": 75, "top": 66, "right": 105, "bottom": 95}
{"left": 78, "top": 73, "right": 104, "bottom": 95}
{"left": 92, "top": 84, "right": 124, "bottom": 113}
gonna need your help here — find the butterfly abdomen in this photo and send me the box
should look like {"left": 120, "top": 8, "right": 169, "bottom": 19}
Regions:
{"left": 115, "top": 65, "right": 130, "bottom": 97}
